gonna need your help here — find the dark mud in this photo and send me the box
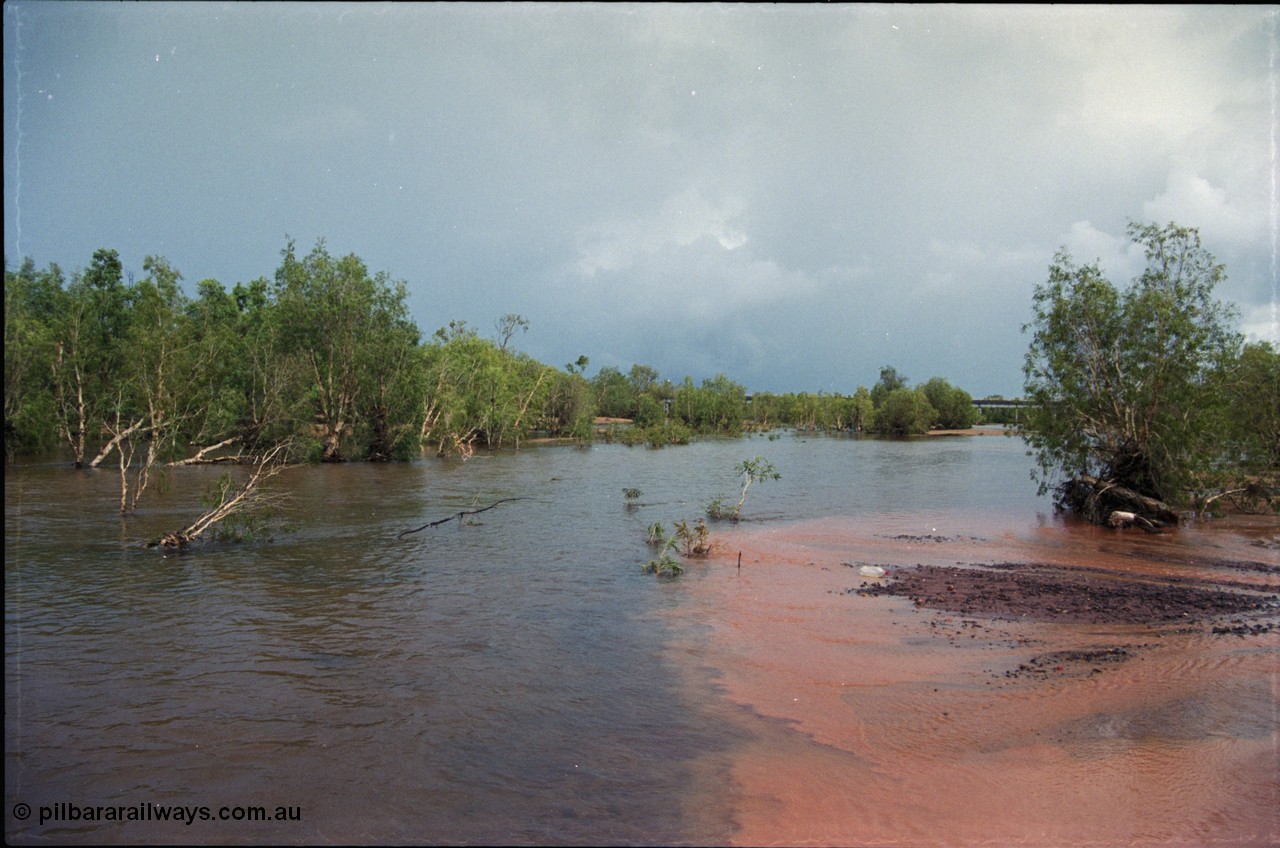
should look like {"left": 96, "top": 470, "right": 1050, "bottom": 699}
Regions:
{"left": 855, "top": 561, "right": 1279, "bottom": 628}
{"left": 1005, "top": 646, "right": 1140, "bottom": 680}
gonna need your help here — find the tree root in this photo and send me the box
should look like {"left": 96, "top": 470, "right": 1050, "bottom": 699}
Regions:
{"left": 1064, "top": 475, "right": 1180, "bottom": 528}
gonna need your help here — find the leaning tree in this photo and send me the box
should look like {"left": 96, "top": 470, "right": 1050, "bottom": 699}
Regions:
{"left": 1021, "top": 222, "right": 1242, "bottom": 525}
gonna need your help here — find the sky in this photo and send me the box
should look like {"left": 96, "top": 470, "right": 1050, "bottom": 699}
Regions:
{"left": 4, "top": 3, "right": 1277, "bottom": 398}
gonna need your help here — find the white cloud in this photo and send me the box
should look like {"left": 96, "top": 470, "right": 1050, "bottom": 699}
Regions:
{"left": 1059, "top": 220, "right": 1146, "bottom": 282}
{"left": 9, "top": 3, "right": 1274, "bottom": 399}
{"left": 927, "top": 239, "right": 986, "bottom": 266}
{"left": 574, "top": 186, "right": 749, "bottom": 278}
{"left": 1240, "top": 302, "right": 1280, "bottom": 345}
{"left": 1142, "top": 170, "right": 1268, "bottom": 245}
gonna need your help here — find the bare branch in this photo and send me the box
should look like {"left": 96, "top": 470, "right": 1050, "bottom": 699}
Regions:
{"left": 147, "top": 441, "right": 295, "bottom": 549}
{"left": 167, "top": 436, "right": 242, "bottom": 466}
{"left": 89, "top": 417, "right": 145, "bottom": 468}
{"left": 397, "top": 497, "right": 531, "bottom": 539}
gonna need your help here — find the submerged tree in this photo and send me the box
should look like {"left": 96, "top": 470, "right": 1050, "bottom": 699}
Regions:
{"left": 708, "top": 456, "right": 780, "bottom": 521}
{"left": 1021, "top": 222, "right": 1242, "bottom": 523}
{"left": 148, "top": 440, "right": 296, "bottom": 549}
{"left": 274, "top": 239, "right": 423, "bottom": 461}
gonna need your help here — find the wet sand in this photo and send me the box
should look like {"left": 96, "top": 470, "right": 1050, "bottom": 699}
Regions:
{"left": 672, "top": 514, "right": 1280, "bottom": 846}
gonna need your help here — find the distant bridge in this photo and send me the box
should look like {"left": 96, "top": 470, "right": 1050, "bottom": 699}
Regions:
{"left": 970, "top": 398, "right": 1032, "bottom": 409}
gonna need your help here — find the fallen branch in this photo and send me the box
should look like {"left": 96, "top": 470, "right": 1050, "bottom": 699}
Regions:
{"left": 397, "top": 497, "right": 531, "bottom": 539}
{"left": 147, "top": 441, "right": 294, "bottom": 549}
{"left": 1196, "top": 477, "right": 1280, "bottom": 516}
{"left": 168, "top": 436, "right": 241, "bottom": 466}
{"left": 89, "top": 416, "right": 145, "bottom": 468}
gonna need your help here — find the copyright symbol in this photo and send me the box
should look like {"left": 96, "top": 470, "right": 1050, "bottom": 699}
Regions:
{"left": 13, "top": 802, "right": 31, "bottom": 820}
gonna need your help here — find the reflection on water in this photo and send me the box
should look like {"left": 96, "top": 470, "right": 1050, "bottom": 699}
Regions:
{"left": 6, "top": 434, "right": 1277, "bottom": 844}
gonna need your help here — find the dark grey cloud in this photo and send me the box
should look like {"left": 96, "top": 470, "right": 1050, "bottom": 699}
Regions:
{"left": 5, "top": 3, "right": 1275, "bottom": 396}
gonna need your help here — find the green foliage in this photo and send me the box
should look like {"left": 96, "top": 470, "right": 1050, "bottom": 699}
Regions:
{"left": 870, "top": 365, "right": 909, "bottom": 408}
{"left": 4, "top": 242, "right": 434, "bottom": 468}
{"left": 619, "top": 419, "right": 692, "bottom": 448}
{"left": 705, "top": 494, "right": 730, "bottom": 520}
{"left": 673, "top": 517, "right": 712, "bottom": 556}
{"left": 1021, "top": 222, "right": 1243, "bottom": 508}
{"left": 920, "top": 377, "right": 978, "bottom": 430}
{"left": 641, "top": 524, "right": 683, "bottom": 576}
{"left": 592, "top": 366, "right": 637, "bottom": 419}
{"left": 4, "top": 259, "right": 63, "bottom": 455}
{"left": 672, "top": 374, "right": 747, "bottom": 435}
{"left": 640, "top": 548, "right": 684, "bottom": 577}
{"left": 745, "top": 387, "right": 875, "bottom": 433}
{"left": 4, "top": 238, "right": 984, "bottom": 478}
{"left": 870, "top": 388, "right": 936, "bottom": 435}
{"left": 197, "top": 472, "right": 290, "bottom": 542}
{"left": 633, "top": 394, "right": 665, "bottom": 428}
{"left": 273, "top": 239, "right": 424, "bottom": 461}
{"left": 541, "top": 368, "right": 596, "bottom": 444}
{"left": 1209, "top": 341, "right": 1280, "bottom": 506}
{"left": 732, "top": 456, "right": 780, "bottom": 520}
{"left": 849, "top": 386, "right": 876, "bottom": 432}
{"left": 628, "top": 364, "right": 659, "bottom": 395}
{"left": 623, "top": 487, "right": 643, "bottom": 507}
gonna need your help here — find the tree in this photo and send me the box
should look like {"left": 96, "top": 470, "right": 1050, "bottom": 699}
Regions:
{"left": 227, "top": 276, "right": 304, "bottom": 451}
{"left": 708, "top": 456, "right": 781, "bottom": 521}
{"left": 494, "top": 313, "right": 528, "bottom": 353}
{"left": 347, "top": 274, "right": 425, "bottom": 461}
{"left": 848, "top": 386, "right": 875, "bottom": 432}
{"left": 627, "top": 363, "right": 659, "bottom": 396}
{"left": 1021, "top": 222, "right": 1242, "bottom": 521}
{"left": 870, "top": 365, "right": 908, "bottom": 408}
{"left": 107, "top": 255, "right": 195, "bottom": 511}
{"left": 4, "top": 259, "right": 62, "bottom": 455}
{"left": 1219, "top": 342, "right": 1280, "bottom": 474}
{"left": 1207, "top": 341, "right": 1280, "bottom": 512}
{"left": 870, "top": 388, "right": 936, "bottom": 435}
{"left": 591, "top": 366, "right": 636, "bottom": 418}
{"left": 273, "top": 239, "right": 421, "bottom": 461}
{"left": 48, "top": 249, "right": 131, "bottom": 466}
{"left": 920, "top": 377, "right": 978, "bottom": 430}
{"left": 541, "top": 366, "right": 594, "bottom": 441}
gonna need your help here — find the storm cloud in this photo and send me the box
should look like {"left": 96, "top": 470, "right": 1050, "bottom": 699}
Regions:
{"left": 4, "top": 3, "right": 1275, "bottom": 396}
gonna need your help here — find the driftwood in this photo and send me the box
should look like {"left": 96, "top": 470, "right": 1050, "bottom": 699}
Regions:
{"left": 1106, "top": 510, "right": 1163, "bottom": 532}
{"left": 397, "top": 497, "right": 531, "bottom": 539}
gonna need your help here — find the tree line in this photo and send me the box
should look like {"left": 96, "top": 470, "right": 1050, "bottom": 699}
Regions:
{"left": 4, "top": 240, "right": 590, "bottom": 472}
{"left": 5, "top": 237, "right": 991, "bottom": 477}
{"left": 10, "top": 222, "right": 1270, "bottom": 525}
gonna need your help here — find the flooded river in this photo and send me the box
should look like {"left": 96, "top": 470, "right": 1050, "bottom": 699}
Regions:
{"left": 6, "top": 434, "right": 1277, "bottom": 844}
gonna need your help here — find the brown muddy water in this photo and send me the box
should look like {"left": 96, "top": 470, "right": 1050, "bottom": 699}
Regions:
{"left": 5, "top": 434, "right": 1278, "bottom": 845}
